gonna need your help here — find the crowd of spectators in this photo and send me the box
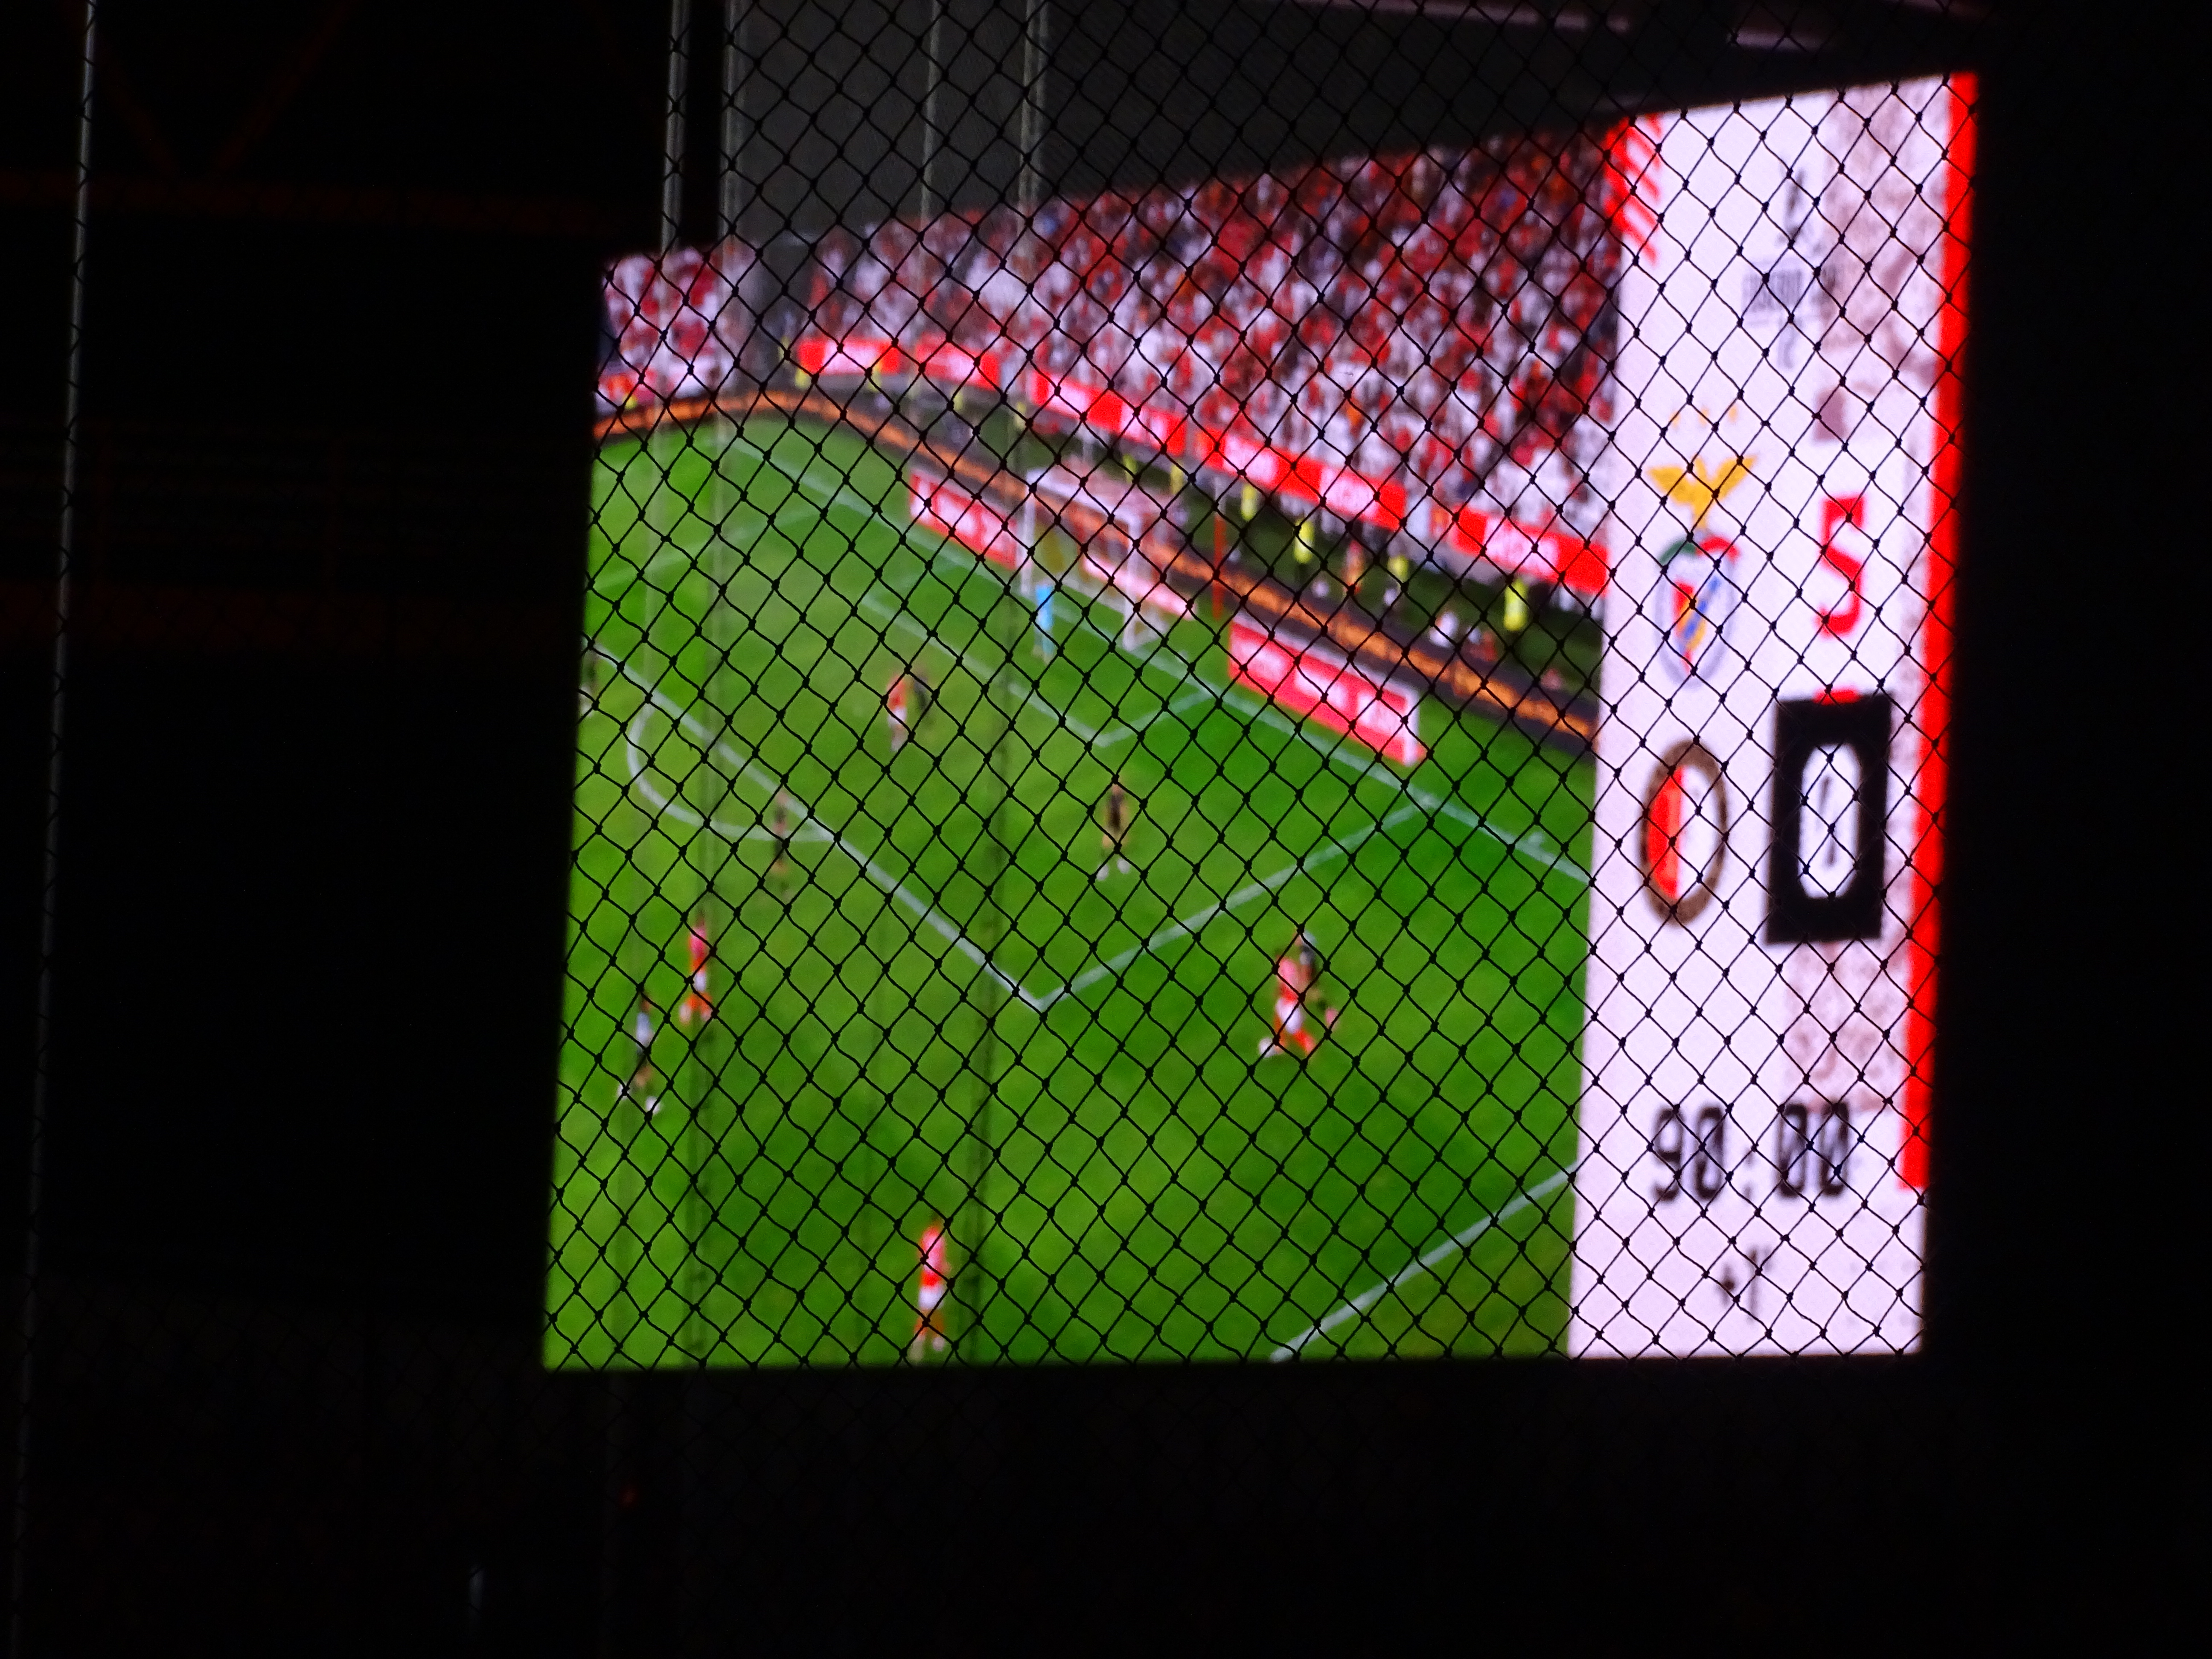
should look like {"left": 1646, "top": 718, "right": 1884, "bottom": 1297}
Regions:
{"left": 596, "top": 133, "right": 1638, "bottom": 588}
{"left": 798, "top": 135, "right": 1631, "bottom": 539}
{"left": 599, "top": 242, "right": 752, "bottom": 411}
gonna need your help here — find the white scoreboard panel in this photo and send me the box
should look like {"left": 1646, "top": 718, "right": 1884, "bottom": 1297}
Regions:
{"left": 1570, "top": 78, "right": 1971, "bottom": 1356}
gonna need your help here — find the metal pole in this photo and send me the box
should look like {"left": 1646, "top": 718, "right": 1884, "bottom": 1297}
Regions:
{"left": 949, "top": 1, "right": 1049, "bottom": 1363}
{"left": 718, "top": 0, "right": 746, "bottom": 242}
{"left": 1017, "top": 0, "right": 1047, "bottom": 217}
{"left": 1013, "top": 0, "right": 1048, "bottom": 549}
{"left": 661, "top": 0, "right": 692, "bottom": 251}
{"left": 918, "top": 1, "right": 948, "bottom": 222}
{"left": 12, "top": 4, "right": 97, "bottom": 1653}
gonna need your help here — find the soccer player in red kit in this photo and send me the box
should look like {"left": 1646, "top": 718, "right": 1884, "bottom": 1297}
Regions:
{"left": 911, "top": 1222, "right": 951, "bottom": 1359}
{"left": 677, "top": 911, "right": 713, "bottom": 1027}
{"left": 886, "top": 670, "right": 912, "bottom": 754}
{"left": 1258, "top": 928, "right": 1338, "bottom": 1059}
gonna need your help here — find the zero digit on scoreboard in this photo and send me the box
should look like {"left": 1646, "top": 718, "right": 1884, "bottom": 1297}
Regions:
{"left": 1775, "top": 1100, "right": 1852, "bottom": 1198}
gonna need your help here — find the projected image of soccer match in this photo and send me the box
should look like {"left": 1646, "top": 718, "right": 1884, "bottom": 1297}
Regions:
{"left": 546, "top": 76, "right": 1971, "bottom": 1367}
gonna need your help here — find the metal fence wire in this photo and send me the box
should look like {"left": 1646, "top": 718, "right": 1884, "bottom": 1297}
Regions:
{"left": 546, "top": 0, "right": 1975, "bottom": 1372}
{"left": 0, "top": 0, "right": 2038, "bottom": 1650}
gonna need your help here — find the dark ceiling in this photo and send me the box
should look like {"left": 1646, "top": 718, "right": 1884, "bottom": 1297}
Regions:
{"left": 0, "top": 1, "right": 1991, "bottom": 254}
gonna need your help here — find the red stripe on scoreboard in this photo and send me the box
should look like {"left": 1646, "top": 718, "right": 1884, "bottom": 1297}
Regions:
{"left": 1902, "top": 72, "right": 1976, "bottom": 1192}
{"left": 1226, "top": 620, "right": 1423, "bottom": 766}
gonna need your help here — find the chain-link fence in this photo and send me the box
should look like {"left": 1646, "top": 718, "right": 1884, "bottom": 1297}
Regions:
{"left": 15, "top": 0, "right": 2105, "bottom": 1651}
{"left": 551, "top": 3, "right": 1972, "bottom": 1372}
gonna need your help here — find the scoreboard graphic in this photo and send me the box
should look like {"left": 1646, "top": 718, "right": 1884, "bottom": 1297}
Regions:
{"left": 559, "top": 72, "right": 1971, "bottom": 1368}
{"left": 1569, "top": 77, "right": 1971, "bottom": 1356}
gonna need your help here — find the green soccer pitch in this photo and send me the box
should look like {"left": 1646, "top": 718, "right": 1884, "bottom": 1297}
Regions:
{"left": 546, "top": 413, "right": 1595, "bottom": 1367}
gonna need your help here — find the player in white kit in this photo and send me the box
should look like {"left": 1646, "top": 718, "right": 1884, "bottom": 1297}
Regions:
{"left": 621, "top": 995, "right": 659, "bottom": 1115}
{"left": 1025, "top": 564, "right": 1057, "bottom": 660}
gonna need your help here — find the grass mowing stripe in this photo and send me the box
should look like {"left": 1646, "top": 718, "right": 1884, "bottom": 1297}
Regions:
{"left": 618, "top": 701, "right": 834, "bottom": 844}
{"left": 556, "top": 415, "right": 1589, "bottom": 1366}
{"left": 1209, "top": 677, "right": 1586, "bottom": 882}
{"left": 1003, "top": 575, "right": 1589, "bottom": 885}
{"left": 1164, "top": 665, "right": 1587, "bottom": 884}
{"left": 1268, "top": 1164, "right": 1578, "bottom": 1360}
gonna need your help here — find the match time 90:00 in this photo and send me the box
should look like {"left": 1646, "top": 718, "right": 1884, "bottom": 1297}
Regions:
{"left": 1649, "top": 1101, "right": 1854, "bottom": 1205}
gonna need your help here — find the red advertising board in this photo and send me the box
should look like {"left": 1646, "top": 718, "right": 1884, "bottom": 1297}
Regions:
{"left": 908, "top": 471, "right": 1025, "bottom": 570}
{"left": 1227, "top": 619, "right": 1423, "bottom": 766}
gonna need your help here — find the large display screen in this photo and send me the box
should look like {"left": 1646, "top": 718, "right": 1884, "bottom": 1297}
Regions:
{"left": 548, "top": 76, "right": 1970, "bottom": 1365}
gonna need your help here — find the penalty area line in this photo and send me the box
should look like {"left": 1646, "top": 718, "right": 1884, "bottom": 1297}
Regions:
{"left": 1092, "top": 685, "right": 1215, "bottom": 752}
{"left": 1268, "top": 1165, "right": 1577, "bottom": 1361}
{"left": 722, "top": 431, "right": 907, "bottom": 528}
{"left": 608, "top": 493, "right": 860, "bottom": 595}
{"left": 710, "top": 432, "right": 1584, "bottom": 884}
{"left": 1088, "top": 636, "right": 1584, "bottom": 888}
{"left": 1034, "top": 800, "right": 1428, "bottom": 1013}
{"left": 614, "top": 667, "right": 1048, "bottom": 1012}
{"left": 853, "top": 588, "right": 1108, "bottom": 745}
{"left": 1208, "top": 678, "right": 1588, "bottom": 887}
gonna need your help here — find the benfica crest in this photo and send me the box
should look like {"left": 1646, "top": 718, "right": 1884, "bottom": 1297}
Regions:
{"left": 1655, "top": 532, "right": 1742, "bottom": 682}
{"left": 1647, "top": 442, "right": 1755, "bottom": 684}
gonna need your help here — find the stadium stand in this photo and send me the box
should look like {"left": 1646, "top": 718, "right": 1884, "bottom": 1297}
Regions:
{"left": 600, "top": 133, "right": 1642, "bottom": 602}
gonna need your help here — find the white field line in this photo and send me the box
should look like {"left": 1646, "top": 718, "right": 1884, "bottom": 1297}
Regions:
{"left": 721, "top": 432, "right": 894, "bottom": 517}
{"left": 1268, "top": 1165, "right": 1578, "bottom": 1361}
{"left": 614, "top": 667, "right": 1045, "bottom": 1011}
{"left": 1032, "top": 600, "right": 1583, "bottom": 886}
{"left": 719, "top": 429, "right": 1582, "bottom": 885}
{"left": 853, "top": 588, "right": 1107, "bottom": 745}
{"left": 710, "top": 435, "right": 982, "bottom": 586}
{"left": 1093, "top": 685, "right": 1214, "bottom": 751}
{"left": 616, "top": 754, "right": 830, "bottom": 848}
{"left": 717, "top": 434, "right": 1007, "bottom": 589}
{"left": 614, "top": 492, "right": 978, "bottom": 643}
{"left": 1411, "top": 783, "right": 1584, "bottom": 885}
{"left": 958, "top": 539, "right": 1580, "bottom": 883}
{"left": 1034, "top": 800, "right": 1428, "bottom": 1013}
{"left": 1205, "top": 678, "right": 1586, "bottom": 885}
{"left": 629, "top": 438, "right": 879, "bottom": 553}
{"left": 613, "top": 495, "right": 847, "bottom": 593}
{"left": 716, "top": 492, "right": 864, "bottom": 544}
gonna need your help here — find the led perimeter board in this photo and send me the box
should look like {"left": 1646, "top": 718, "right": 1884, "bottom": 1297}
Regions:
{"left": 550, "top": 75, "right": 1971, "bottom": 1366}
